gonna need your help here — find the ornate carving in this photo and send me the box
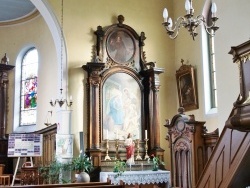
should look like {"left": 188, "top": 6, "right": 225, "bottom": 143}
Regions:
{"left": 104, "top": 57, "right": 135, "bottom": 70}
{"left": 174, "top": 138, "right": 190, "bottom": 152}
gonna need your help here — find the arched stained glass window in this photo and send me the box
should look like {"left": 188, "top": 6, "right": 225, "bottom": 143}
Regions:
{"left": 20, "top": 48, "right": 38, "bottom": 126}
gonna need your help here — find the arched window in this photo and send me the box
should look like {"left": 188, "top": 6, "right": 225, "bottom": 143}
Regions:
{"left": 202, "top": 2, "right": 217, "bottom": 114}
{"left": 20, "top": 48, "right": 38, "bottom": 126}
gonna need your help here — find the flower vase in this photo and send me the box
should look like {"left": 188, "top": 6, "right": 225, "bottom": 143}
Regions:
{"left": 76, "top": 172, "right": 90, "bottom": 182}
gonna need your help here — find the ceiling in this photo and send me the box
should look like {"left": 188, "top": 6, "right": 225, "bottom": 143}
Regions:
{"left": 0, "top": 0, "right": 37, "bottom": 24}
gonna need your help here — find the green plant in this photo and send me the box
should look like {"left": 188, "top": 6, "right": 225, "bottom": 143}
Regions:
{"left": 71, "top": 152, "right": 93, "bottom": 174}
{"left": 113, "top": 160, "right": 126, "bottom": 178}
{"left": 148, "top": 154, "right": 165, "bottom": 171}
{"left": 38, "top": 157, "right": 72, "bottom": 184}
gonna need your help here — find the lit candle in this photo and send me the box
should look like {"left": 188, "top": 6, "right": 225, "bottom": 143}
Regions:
{"left": 145, "top": 130, "right": 147, "bottom": 139}
{"left": 106, "top": 130, "right": 109, "bottom": 139}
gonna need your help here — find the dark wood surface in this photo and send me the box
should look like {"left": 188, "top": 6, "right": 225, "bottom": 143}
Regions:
{"left": 165, "top": 112, "right": 218, "bottom": 188}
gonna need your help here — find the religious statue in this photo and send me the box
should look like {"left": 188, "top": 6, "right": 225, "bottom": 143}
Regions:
{"left": 124, "top": 133, "right": 135, "bottom": 165}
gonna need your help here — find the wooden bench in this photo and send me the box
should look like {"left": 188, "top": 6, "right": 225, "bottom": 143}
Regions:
{"left": 9, "top": 180, "right": 125, "bottom": 188}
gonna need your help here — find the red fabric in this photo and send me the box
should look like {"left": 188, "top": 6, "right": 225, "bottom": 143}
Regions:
{"left": 126, "top": 145, "right": 134, "bottom": 159}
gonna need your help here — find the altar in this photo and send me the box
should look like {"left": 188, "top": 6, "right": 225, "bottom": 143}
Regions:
{"left": 100, "top": 170, "right": 171, "bottom": 188}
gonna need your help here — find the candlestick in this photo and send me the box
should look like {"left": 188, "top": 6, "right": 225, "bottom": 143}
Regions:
{"left": 104, "top": 139, "right": 111, "bottom": 161}
{"left": 144, "top": 138, "right": 149, "bottom": 160}
{"left": 115, "top": 139, "right": 119, "bottom": 160}
{"left": 135, "top": 139, "right": 142, "bottom": 160}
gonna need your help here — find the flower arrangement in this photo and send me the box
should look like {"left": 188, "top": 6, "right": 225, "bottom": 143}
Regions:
{"left": 148, "top": 154, "right": 165, "bottom": 171}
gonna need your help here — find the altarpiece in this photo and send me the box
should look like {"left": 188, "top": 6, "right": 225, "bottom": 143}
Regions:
{"left": 82, "top": 15, "right": 165, "bottom": 167}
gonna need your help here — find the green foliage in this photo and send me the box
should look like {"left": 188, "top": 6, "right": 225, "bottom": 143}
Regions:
{"left": 71, "top": 153, "right": 93, "bottom": 173}
{"left": 148, "top": 154, "right": 165, "bottom": 171}
{"left": 113, "top": 160, "right": 126, "bottom": 178}
{"left": 38, "top": 157, "right": 72, "bottom": 184}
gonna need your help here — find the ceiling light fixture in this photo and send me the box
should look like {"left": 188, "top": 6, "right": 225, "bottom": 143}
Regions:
{"left": 50, "top": 0, "right": 72, "bottom": 108}
{"left": 162, "top": 0, "right": 219, "bottom": 40}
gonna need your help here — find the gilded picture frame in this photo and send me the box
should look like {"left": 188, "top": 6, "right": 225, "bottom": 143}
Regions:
{"left": 176, "top": 63, "right": 199, "bottom": 111}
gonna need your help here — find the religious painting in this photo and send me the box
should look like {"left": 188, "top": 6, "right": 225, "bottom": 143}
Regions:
{"left": 103, "top": 72, "right": 141, "bottom": 140}
{"left": 107, "top": 30, "right": 135, "bottom": 63}
{"left": 56, "top": 134, "right": 73, "bottom": 158}
{"left": 176, "top": 64, "right": 198, "bottom": 111}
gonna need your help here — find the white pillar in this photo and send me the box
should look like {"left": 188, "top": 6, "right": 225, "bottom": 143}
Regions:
{"left": 57, "top": 110, "right": 72, "bottom": 134}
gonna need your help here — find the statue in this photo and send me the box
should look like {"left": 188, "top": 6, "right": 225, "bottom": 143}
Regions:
{"left": 124, "top": 133, "right": 135, "bottom": 165}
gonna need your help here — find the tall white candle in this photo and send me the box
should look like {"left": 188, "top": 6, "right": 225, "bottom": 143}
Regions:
{"left": 137, "top": 129, "right": 139, "bottom": 139}
{"left": 145, "top": 130, "right": 147, "bottom": 139}
{"left": 106, "top": 130, "right": 109, "bottom": 139}
{"left": 116, "top": 130, "right": 118, "bottom": 139}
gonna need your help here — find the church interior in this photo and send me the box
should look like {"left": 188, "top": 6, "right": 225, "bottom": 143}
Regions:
{"left": 0, "top": 0, "right": 250, "bottom": 187}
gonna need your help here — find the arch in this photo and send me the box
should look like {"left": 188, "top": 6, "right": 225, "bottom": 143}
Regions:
{"left": 29, "top": 0, "right": 68, "bottom": 99}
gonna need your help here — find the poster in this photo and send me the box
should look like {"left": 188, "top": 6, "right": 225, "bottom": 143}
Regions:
{"left": 8, "top": 134, "right": 43, "bottom": 157}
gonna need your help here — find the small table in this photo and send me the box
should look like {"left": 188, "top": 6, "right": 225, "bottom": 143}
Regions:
{"left": 100, "top": 170, "right": 171, "bottom": 188}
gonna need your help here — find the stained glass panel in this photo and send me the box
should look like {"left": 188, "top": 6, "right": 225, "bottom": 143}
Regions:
{"left": 20, "top": 48, "right": 38, "bottom": 126}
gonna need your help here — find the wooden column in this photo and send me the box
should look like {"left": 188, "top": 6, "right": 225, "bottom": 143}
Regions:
{"left": 82, "top": 62, "right": 105, "bottom": 166}
{"left": 0, "top": 63, "right": 14, "bottom": 139}
{"left": 143, "top": 67, "right": 165, "bottom": 159}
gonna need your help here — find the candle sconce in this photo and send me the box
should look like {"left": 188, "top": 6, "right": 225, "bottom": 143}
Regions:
{"left": 104, "top": 139, "right": 111, "bottom": 161}
{"left": 144, "top": 138, "right": 149, "bottom": 160}
{"left": 135, "top": 139, "right": 142, "bottom": 160}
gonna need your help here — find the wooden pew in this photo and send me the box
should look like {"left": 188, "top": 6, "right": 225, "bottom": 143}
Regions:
{"left": 9, "top": 180, "right": 125, "bottom": 188}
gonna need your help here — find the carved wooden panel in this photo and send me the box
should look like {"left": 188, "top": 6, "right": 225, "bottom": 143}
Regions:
{"left": 165, "top": 110, "right": 219, "bottom": 188}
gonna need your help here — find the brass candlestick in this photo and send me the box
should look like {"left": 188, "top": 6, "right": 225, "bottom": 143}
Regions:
{"left": 104, "top": 139, "right": 111, "bottom": 161}
{"left": 144, "top": 138, "right": 149, "bottom": 160}
{"left": 115, "top": 139, "right": 119, "bottom": 160}
{"left": 135, "top": 139, "right": 142, "bottom": 160}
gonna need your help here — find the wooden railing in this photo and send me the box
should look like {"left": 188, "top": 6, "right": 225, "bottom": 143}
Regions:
{"left": 196, "top": 39, "right": 250, "bottom": 188}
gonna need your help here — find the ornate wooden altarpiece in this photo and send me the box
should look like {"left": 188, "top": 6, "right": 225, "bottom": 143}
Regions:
{"left": 82, "top": 15, "right": 165, "bottom": 167}
{"left": 0, "top": 56, "right": 15, "bottom": 175}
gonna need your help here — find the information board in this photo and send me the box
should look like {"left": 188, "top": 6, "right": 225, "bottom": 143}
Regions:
{"left": 8, "top": 134, "right": 43, "bottom": 157}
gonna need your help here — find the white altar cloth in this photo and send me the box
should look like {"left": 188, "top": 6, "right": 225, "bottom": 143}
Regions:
{"left": 100, "top": 170, "right": 171, "bottom": 187}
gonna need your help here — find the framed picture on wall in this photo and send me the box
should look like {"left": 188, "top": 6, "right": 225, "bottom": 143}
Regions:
{"left": 176, "top": 62, "right": 198, "bottom": 111}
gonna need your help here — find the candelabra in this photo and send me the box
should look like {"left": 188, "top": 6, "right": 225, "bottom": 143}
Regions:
{"left": 115, "top": 139, "right": 119, "bottom": 160}
{"left": 50, "top": 89, "right": 73, "bottom": 107}
{"left": 162, "top": 0, "right": 219, "bottom": 40}
{"left": 144, "top": 138, "right": 149, "bottom": 160}
{"left": 104, "top": 139, "right": 111, "bottom": 161}
{"left": 135, "top": 139, "right": 142, "bottom": 160}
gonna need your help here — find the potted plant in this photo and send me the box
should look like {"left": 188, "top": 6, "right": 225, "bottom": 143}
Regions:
{"left": 71, "top": 151, "right": 93, "bottom": 182}
{"left": 113, "top": 159, "right": 126, "bottom": 178}
{"left": 148, "top": 154, "right": 165, "bottom": 171}
{"left": 38, "top": 157, "right": 71, "bottom": 184}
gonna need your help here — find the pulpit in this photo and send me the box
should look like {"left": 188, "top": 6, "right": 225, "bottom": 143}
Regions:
{"left": 165, "top": 108, "right": 219, "bottom": 188}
